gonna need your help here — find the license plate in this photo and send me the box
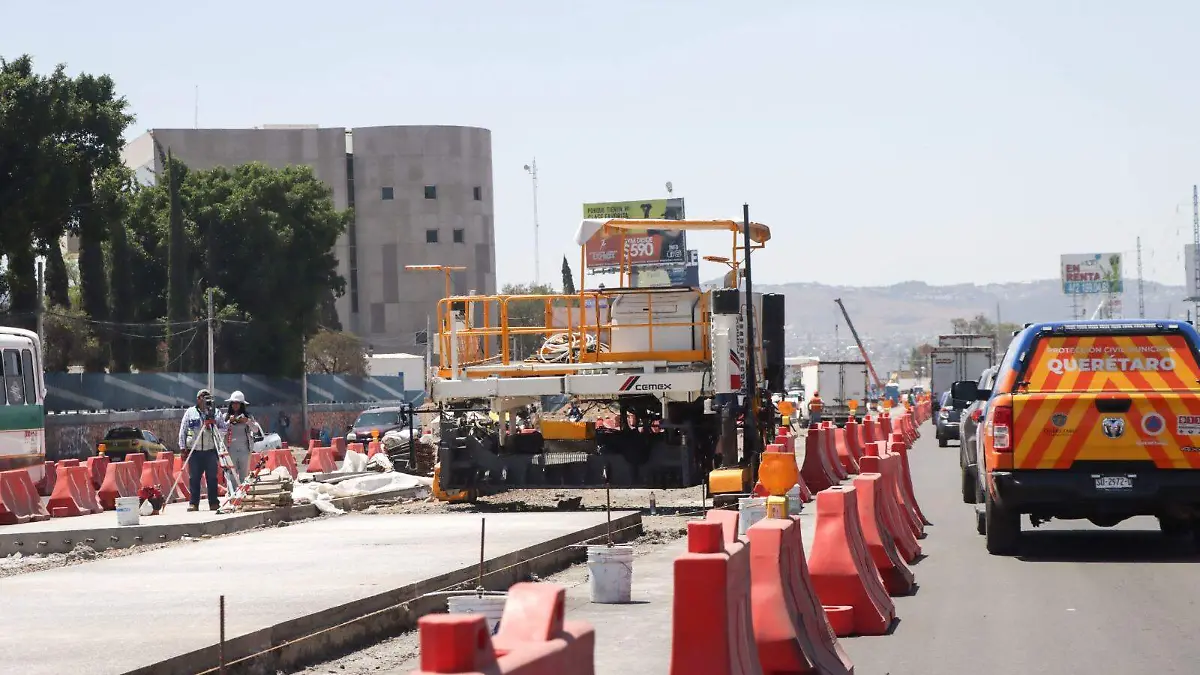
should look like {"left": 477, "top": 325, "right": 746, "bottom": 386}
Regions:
{"left": 1094, "top": 476, "right": 1133, "bottom": 490}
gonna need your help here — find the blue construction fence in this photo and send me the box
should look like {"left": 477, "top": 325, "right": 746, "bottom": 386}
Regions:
{"left": 44, "top": 372, "right": 425, "bottom": 413}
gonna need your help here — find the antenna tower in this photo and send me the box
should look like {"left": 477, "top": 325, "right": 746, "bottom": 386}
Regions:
{"left": 1193, "top": 185, "right": 1200, "bottom": 323}
{"left": 1136, "top": 236, "right": 1145, "bottom": 318}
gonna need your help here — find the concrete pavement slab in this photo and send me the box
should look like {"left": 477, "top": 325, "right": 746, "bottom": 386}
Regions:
{"left": 0, "top": 510, "right": 639, "bottom": 675}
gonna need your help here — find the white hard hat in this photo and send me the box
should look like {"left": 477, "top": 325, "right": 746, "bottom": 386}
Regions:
{"left": 226, "top": 390, "right": 248, "bottom": 404}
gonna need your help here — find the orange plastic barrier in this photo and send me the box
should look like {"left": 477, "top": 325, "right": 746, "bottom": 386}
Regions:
{"left": 842, "top": 420, "right": 864, "bottom": 463}
{"left": 86, "top": 455, "right": 109, "bottom": 491}
{"left": 97, "top": 461, "right": 140, "bottom": 511}
{"left": 332, "top": 436, "right": 348, "bottom": 461}
{"left": 705, "top": 506, "right": 742, "bottom": 545}
{"left": 367, "top": 440, "right": 385, "bottom": 458}
{"left": 857, "top": 455, "right": 921, "bottom": 562}
{"left": 307, "top": 445, "right": 338, "bottom": 473}
{"left": 852, "top": 473, "right": 915, "bottom": 595}
{"left": 172, "top": 455, "right": 229, "bottom": 502}
{"left": 878, "top": 416, "right": 893, "bottom": 441}
{"left": 832, "top": 426, "right": 859, "bottom": 475}
{"left": 801, "top": 427, "right": 838, "bottom": 493}
{"left": 266, "top": 448, "right": 299, "bottom": 479}
{"left": 670, "top": 519, "right": 762, "bottom": 675}
{"left": 889, "top": 438, "right": 929, "bottom": 526}
{"left": 807, "top": 486, "right": 896, "bottom": 636}
{"left": 37, "top": 460, "right": 56, "bottom": 497}
{"left": 127, "top": 453, "right": 145, "bottom": 476}
{"left": 747, "top": 516, "right": 855, "bottom": 675}
{"left": 820, "top": 423, "right": 848, "bottom": 481}
{"left": 157, "top": 450, "right": 175, "bottom": 466}
{"left": 58, "top": 458, "right": 80, "bottom": 468}
{"left": 410, "top": 582, "right": 595, "bottom": 675}
{"left": 860, "top": 416, "right": 879, "bottom": 447}
{"left": 48, "top": 465, "right": 103, "bottom": 517}
{"left": 0, "top": 469, "right": 51, "bottom": 524}
{"left": 864, "top": 443, "right": 922, "bottom": 539}
{"left": 140, "top": 459, "right": 176, "bottom": 502}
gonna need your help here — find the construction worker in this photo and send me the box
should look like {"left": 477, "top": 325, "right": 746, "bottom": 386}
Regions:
{"left": 224, "top": 391, "right": 263, "bottom": 482}
{"left": 808, "top": 391, "right": 824, "bottom": 426}
{"left": 178, "top": 389, "right": 228, "bottom": 512}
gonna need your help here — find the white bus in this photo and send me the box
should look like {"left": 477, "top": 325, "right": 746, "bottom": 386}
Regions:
{"left": 0, "top": 327, "right": 46, "bottom": 483}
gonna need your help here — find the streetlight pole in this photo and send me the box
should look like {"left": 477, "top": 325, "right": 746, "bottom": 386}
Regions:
{"left": 524, "top": 159, "right": 540, "bottom": 285}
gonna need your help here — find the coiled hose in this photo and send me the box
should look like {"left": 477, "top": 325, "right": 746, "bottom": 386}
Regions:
{"left": 536, "top": 332, "right": 610, "bottom": 363}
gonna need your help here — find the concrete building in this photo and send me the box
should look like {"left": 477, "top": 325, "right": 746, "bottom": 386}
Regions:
{"left": 119, "top": 125, "right": 496, "bottom": 348}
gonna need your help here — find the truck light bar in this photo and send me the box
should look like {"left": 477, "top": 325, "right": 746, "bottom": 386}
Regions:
{"left": 1044, "top": 322, "right": 1176, "bottom": 334}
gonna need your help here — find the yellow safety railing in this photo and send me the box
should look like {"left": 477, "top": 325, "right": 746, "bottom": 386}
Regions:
{"left": 436, "top": 290, "right": 712, "bottom": 378}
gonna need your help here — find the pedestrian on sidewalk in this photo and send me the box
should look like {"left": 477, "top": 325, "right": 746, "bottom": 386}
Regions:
{"left": 178, "top": 389, "right": 228, "bottom": 512}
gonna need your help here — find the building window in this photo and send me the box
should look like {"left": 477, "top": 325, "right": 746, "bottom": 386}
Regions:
{"left": 381, "top": 186, "right": 394, "bottom": 200}
{"left": 424, "top": 185, "right": 437, "bottom": 200}
{"left": 426, "top": 229, "right": 439, "bottom": 244}
{"left": 473, "top": 186, "right": 482, "bottom": 201}
{"left": 453, "top": 228, "right": 465, "bottom": 244}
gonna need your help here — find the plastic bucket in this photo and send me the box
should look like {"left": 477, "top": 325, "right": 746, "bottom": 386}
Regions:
{"left": 786, "top": 486, "right": 803, "bottom": 516}
{"left": 447, "top": 594, "right": 506, "bottom": 635}
{"left": 738, "top": 497, "right": 767, "bottom": 537}
{"left": 115, "top": 496, "right": 141, "bottom": 526}
{"left": 587, "top": 544, "right": 633, "bottom": 604}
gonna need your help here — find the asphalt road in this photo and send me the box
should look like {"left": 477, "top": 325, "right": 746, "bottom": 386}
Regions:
{"left": 842, "top": 426, "right": 1200, "bottom": 675}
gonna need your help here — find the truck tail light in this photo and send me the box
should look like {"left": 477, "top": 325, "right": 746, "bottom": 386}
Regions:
{"left": 990, "top": 404, "right": 1013, "bottom": 452}
{"left": 970, "top": 409, "right": 982, "bottom": 422}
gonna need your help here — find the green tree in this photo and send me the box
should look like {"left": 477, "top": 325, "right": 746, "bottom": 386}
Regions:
{"left": 42, "top": 306, "right": 101, "bottom": 372}
{"left": 305, "top": 329, "right": 368, "bottom": 376}
{"left": 561, "top": 256, "right": 576, "bottom": 294}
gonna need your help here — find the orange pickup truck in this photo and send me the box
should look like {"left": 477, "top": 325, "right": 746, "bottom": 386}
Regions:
{"left": 973, "top": 320, "right": 1200, "bottom": 555}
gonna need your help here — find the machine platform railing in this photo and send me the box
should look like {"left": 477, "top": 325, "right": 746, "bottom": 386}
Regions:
{"left": 435, "top": 287, "right": 711, "bottom": 378}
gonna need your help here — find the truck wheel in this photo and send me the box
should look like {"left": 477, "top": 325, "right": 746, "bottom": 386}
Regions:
{"left": 961, "top": 467, "right": 976, "bottom": 504}
{"left": 938, "top": 437, "right": 948, "bottom": 448}
{"left": 984, "top": 493, "right": 1020, "bottom": 555}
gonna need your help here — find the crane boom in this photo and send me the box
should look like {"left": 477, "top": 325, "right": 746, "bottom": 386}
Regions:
{"left": 833, "top": 298, "right": 884, "bottom": 390}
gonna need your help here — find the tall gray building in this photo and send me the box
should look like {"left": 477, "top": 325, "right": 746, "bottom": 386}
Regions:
{"left": 120, "top": 125, "right": 496, "bottom": 349}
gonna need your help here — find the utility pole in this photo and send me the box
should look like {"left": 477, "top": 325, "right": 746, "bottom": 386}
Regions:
{"left": 35, "top": 260, "right": 44, "bottom": 347}
{"left": 741, "top": 204, "right": 760, "bottom": 479}
{"left": 207, "top": 288, "right": 215, "bottom": 392}
{"left": 425, "top": 315, "right": 433, "bottom": 394}
{"left": 1193, "top": 185, "right": 1200, "bottom": 322}
{"left": 301, "top": 337, "right": 309, "bottom": 443}
{"left": 1136, "top": 236, "right": 1146, "bottom": 319}
{"left": 524, "top": 159, "right": 540, "bottom": 285}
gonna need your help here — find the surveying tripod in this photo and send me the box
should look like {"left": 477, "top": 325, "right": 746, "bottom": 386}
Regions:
{"left": 163, "top": 415, "right": 242, "bottom": 510}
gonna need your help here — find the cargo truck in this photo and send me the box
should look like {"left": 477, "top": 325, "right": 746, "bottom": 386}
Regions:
{"left": 815, "top": 360, "right": 869, "bottom": 425}
{"left": 938, "top": 333, "right": 997, "bottom": 356}
{"left": 929, "top": 345, "right": 995, "bottom": 406}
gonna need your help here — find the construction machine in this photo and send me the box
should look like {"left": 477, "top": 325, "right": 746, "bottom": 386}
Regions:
{"left": 427, "top": 213, "right": 786, "bottom": 504}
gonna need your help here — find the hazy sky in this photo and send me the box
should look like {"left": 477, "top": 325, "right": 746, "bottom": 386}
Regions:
{"left": 5, "top": 0, "right": 1200, "bottom": 289}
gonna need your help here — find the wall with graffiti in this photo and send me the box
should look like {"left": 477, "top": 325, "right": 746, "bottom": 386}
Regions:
{"left": 45, "top": 402, "right": 422, "bottom": 461}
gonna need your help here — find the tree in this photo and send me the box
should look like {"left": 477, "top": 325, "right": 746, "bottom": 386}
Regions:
{"left": 947, "top": 314, "right": 1023, "bottom": 352}
{"left": 305, "top": 329, "right": 367, "bottom": 375}
{"left": 501, "top": 282, "right": 557, "bottom": 361}
{"left": 42, "top": 306, "right": 100, "bottom": 372}
{"left": 907, "top": 343, "right": 935, "bottom": 370}
{"left": 561, "top": 257, "right": 576, "bottom": 295}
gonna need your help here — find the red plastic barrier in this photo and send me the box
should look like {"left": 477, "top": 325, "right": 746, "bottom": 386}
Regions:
{"left": 670, "top": 519, "right": 762, "bottom": 675}
{"left": 747, "top": 516, "right": 854, "bottom": 675}
{"left": 857, "top": 455, "right": 921, "bottom": 562}
{"left": 140, "top": 459, "right": 173, "bottom": 501}
{"left": 852, "top": 473, "right": 915, "bottom": 595}
{"left": 832, "top": 426, "right": 859, "bottom": 475}
{"left": 86, "top": 455, "right": 109, "bottom": 491}
{"left": 332, "top": 436, "right": 347, "bottom": 461}
{"left": 97, "top": 461, "right": 140, "bottom": 511}
{"left": 127, "top": 453, "right": 145, "bottom": 476}
{"left": 367, "top": 440, "right": 385, "bottom": 458}
{"left": 0, "top": 469, "right": 51, "bottom": 524}
{"left": 863, "top": 443, "right": 922, "bottom": 539}
{"left": 705, "top": 507, "right": 741, "bottom": 545}
{"left": 266, "top": 448, "right": 299, "bottom": 479}
{"left": 157, "top": 450, "right": 175, "bottom": 466}
{"left": 172, "top": 455, "right": 229, "bottom": 502}
{"left": 46, "top": 464, "right": 89, "bottom": 517}
{"left": 842, "top": 420, "right": 864, "bottom": 463}
{"left": 411, "top": 582, "right": 595, "bottom": 675}
{"left": 36, "top": 460, "right": 56, "bottom": 497}
{"left": 307, "top": 445, "right": 338, "bottom": 473}
{"left": 58, "top": 458, "right": 80, "bottom": 468}
{"left": 807, "top": 486, "right": 896, "bottom": 636}
{"left": 820, "top": 422, "right": 848, "bottom": 481}
{"left": 801, "top": 427, "right": 838, "bottom": 493}
{"left": 860, "top": 416, "right": 879, "bottom": 447}
{"left": 889, "top": 438, "right": 930, "bottom": 527}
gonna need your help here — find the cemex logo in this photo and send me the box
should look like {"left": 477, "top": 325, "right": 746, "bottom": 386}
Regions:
{"left": 618, "top": 376, "right": 672, "bottom": 392}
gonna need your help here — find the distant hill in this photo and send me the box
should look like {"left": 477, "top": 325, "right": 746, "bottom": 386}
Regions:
{"left": 740, "top": 279, "right": 1192, "bottom": 354}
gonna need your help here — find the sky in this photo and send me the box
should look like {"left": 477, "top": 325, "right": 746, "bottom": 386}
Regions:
{"left": 5, "top": 0, "right": 1200, "bottom": 289}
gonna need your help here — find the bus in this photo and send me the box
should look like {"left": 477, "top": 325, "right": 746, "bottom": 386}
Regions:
{"left": 0, "top": 327, "right": 46, "bottom": 484}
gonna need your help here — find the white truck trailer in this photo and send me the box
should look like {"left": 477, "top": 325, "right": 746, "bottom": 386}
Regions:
{"left": 929, "top": 345, "right": 994, "bottom": 405}
{"left": 815, "top": 360, "right": 869, "bottom": 424}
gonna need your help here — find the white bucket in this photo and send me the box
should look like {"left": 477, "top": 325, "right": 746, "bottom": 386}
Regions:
{"left": 447, "top": 594, "right": 506, "bottom": 635}
{"left": 786, "top": 486, "right": 803, "bottom": 516}
{"left": 587, "top": 544, "right": 633, "bottom": 604}
{"left": 115, "top": 496, "right": 141, "bottom": 526}
{"left": 738, "top": 497, "right": 767, "bottom": 537}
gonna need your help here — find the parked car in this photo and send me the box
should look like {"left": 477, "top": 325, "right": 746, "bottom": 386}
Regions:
{"left": 97, "top": 426, "right": 168, "bottom": 461}
{"left": 957, "top": 367, "right": 998, "bottom": 504}
{"left": 345, "top": 406, "right": 414, "bottom": 446}
{"left": 935, "top": 387, "right": 973, "bottom": 447}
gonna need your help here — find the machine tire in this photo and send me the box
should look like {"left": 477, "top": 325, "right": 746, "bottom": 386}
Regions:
{"left": 984, "top": 493, "right": 1020, "bottom": 555}
{"left": 1158, "top": 516, "right": 1190, "bottom": 538}
{"left": 961, "top": 467, "right": 976, "bottom": 504}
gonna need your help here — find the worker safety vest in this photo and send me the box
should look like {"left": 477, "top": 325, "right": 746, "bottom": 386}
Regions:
{"left": 809, "top": 398, "right": 824, "bottom": 413}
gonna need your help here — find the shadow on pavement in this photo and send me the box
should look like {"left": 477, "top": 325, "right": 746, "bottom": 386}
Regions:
{"left": 1016, "top": 529, "right": 1200, "bottom": 563}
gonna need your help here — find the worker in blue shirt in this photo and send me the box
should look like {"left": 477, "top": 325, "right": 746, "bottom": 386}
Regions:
{"left": 177, "top": 389, "right": 228, "bottom": 512}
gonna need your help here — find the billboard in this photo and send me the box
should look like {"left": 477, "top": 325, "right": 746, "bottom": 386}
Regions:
{"left": 1061, "top": 253, "right": 1124, "bottom": 295}
{"left": 581, "top": 198, "right": 687, "bottom": 270}
{"left": 631, "top": 249, "right": 701, "bottom": 288}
